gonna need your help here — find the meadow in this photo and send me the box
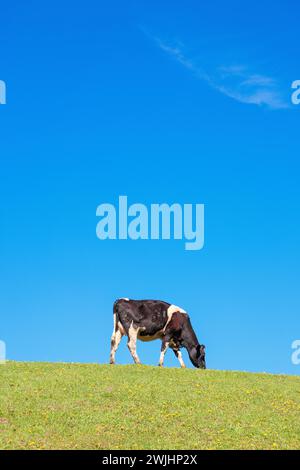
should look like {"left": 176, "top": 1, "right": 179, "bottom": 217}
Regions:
{"left": 1, "top": 362, "right": 300, "bottom": 449}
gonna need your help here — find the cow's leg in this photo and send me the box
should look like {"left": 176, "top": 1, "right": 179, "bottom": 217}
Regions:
{"left": 110, "top": 328, "right": 123, "bottom": 364}
{"left": 127, "top": 323, "right": 141, "bottom": 364}
{"left": 172, "top": 347, "right": 186, "bottom": 368}
{"left": 158, "top": 340, "right": 169, "bottom": 367}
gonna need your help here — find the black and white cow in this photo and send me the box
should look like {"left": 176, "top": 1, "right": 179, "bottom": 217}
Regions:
{"left": 110, "top": 298, "right": 206, "bottom": 369}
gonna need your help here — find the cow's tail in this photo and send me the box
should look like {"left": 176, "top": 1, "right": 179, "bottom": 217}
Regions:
{"left": 112, "top": 311, "right": 117, "bottom": 333}
{"left": 113, "top": 299, "right": 123, "bottom": 332}
{"left": 113, "top": 298, "right": 134, "bottom": 333}
{"left": 112, "top": 301, "right": 118, "bottom": 333}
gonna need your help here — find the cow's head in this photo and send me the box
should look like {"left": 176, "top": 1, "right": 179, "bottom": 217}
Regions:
{"left": 189, "top": 344, "right": 206, "bottom": 369}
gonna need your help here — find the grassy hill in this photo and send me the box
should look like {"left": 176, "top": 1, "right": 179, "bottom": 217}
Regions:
{"left": 1, "top": 362, "right": 300, "bottom": 450}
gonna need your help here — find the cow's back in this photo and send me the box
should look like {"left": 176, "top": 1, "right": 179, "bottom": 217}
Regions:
{"left": 114, "top": 299, "right": 171, "bottom": 336}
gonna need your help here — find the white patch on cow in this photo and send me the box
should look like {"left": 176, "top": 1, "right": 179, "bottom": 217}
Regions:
{"left": 159, "top": 342, "right": 169, "bottom": 366}
{"left": 120, "top": 297, "right": 129, "bottom": 301}
{"left": 137, "top": 329, "right": 164, "bottom": 342}
{"left": 168, "top": 304, "right": 186, "bottom": 315}
{"left": 128, "top": 322, "right": 141, "bottom": 364}
{"left": 117, "top": 321, "right": 126, "bottom": 335}
{"left": 110, "top": 329, "right": 123, "bottom": 364}
{"left": 175, "top": 350, "right": 186, "bottom": 368}
{"left": 163, "top": 304, "right": 186, "bottom": 332}
{"left": 110, "top": 313, "right": 124, "bottom": 364}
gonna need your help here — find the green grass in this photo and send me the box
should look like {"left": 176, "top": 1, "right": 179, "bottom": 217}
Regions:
{"left": 1, "top": 362, "right": 300, "bottom": 450}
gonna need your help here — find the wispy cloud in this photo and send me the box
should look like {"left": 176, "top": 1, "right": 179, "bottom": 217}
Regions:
{"left": 148, "top": 34, "right": 288, "bottom": 110}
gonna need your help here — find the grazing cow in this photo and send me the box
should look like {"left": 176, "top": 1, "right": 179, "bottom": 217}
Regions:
{"left": 110, "top": 298, "right": 206, "bottom": 369}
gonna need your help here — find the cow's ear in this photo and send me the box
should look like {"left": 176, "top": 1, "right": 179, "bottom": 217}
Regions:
{"left": 197, "top": 344, "right": 205, "bottom": 356}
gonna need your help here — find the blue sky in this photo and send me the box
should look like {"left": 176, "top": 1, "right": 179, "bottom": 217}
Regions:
{"left": 1, "top": 1, "right": 299, "bottom": 374}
